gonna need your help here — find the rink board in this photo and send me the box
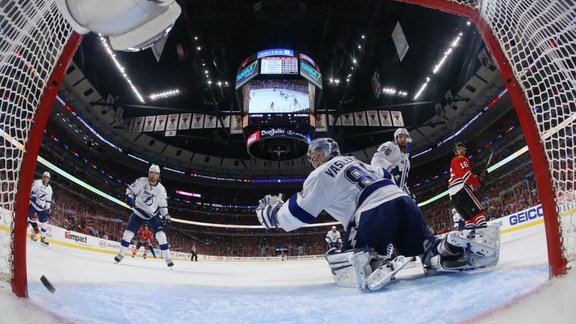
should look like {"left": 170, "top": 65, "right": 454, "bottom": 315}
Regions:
{"left": 2, "top": 203, "right": 574, "bottom": 263}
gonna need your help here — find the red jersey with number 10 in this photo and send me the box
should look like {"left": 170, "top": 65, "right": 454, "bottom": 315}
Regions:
{"left": 137, "top": 228, "right": 153, "bottom": 243}
{"left": 448, "top": 155, "right": 481, "bottom": 196}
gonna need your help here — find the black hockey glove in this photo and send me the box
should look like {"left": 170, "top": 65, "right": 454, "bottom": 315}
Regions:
{"left": 161, "top": 215, "right": 173, "bottom": 230}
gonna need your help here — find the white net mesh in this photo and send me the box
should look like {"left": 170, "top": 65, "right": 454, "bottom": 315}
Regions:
{"left": 0, "top": 0, "right": 73, "bottom": 285}
{"left": 479, "top": 0, "right": 576, "bottom": 264}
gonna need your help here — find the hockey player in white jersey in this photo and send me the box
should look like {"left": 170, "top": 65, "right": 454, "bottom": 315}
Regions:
{"left": 256, "top": 138, "right": 500, "bottom": 291}
{"left": 114, "top": 164, "right": 174, "bottom": 268}
{"left": 452, "top": 208, "right": 465, "bottom": 231}
{"left": 325, "top": 226, "right": 342, "bottom": 253}
{"left": 371, "top": 128, "right": 413, "bottom": 197}
{"left": 28, "top": 171, "right": 53, "bottom": 245}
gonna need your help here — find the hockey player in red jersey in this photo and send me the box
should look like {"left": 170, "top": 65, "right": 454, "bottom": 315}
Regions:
{"left": 448, "top": 142, "right": 487, "bottom": 229}
{"left": 132, "top": 224, "right": 154, "bottom": 259}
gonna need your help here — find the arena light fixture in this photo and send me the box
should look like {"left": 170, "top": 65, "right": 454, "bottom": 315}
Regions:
{"left": 175, "top": 190, "right": 202, "bottom": 198}
{"left": 99, "top": 36, "right": 145, "bottom": 103}
{"left": 127, "top": 153, "right": 149, "bottom": 164}
{"left": 413, "top": 32, "right": 464, "bottom": 100}
{"left": 413, "top": 77, "right": 430, "bottom": 100}
{"left": 149, "top": 89, "right": 180, "bottom": 101}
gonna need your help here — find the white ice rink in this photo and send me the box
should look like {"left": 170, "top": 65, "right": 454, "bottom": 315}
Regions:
{"left": 1, "top": 222, "right": 575, "bottom": 323}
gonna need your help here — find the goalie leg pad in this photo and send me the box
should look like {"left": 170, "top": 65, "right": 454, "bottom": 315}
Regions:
{"left": 326, "top": 249, "right": 373, "bottom": 289}
{"left": 349, "top": 248, "right": 373, "bottom": 290}
{"left": 325, "top": 250, "right": 359, "bottom": 288}
{"left": 446, "top": 225, "right": 500, "bottom": 257}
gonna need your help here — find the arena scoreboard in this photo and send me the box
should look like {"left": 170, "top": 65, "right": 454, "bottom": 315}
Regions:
{"left": 235, "top": 49, "right": 323, "bottom": 160}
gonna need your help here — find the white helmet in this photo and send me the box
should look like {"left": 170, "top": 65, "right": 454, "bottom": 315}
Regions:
{"left": 42, "top": 171, "right": 51, "bottom": 178}
{"left": 451, "top": 208, "right": 457, "bottom": 215}
{"left": 149, "top": 164, "right": 161, "bottom": 174}
{"left": 394, "top": 128, "right": 410, "bottom": 140}
{"left": 307, "top": 138, "right": 340, "bottom": 168}
{"left": 331, "top": 226, "right": 337, "bottom": 230}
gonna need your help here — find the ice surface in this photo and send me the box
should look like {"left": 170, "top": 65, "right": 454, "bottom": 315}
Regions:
{"left": 1, "top": 222, "right": 575, "bottom": 323}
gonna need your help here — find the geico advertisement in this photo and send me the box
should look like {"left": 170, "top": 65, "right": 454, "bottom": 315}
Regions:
{"left": 488, "top": 204, "right": 543, "bottom": 230}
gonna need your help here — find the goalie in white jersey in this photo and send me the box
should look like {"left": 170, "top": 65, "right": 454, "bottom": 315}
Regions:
{"left": 114, "top": 164, "right": 174, "bottom": 267}
{"left": 28, "top": 171, "right": 53, "bottom": 245}
{"left": 371, "top": 128, "right": 413, "bottom": 197}
{"left": 256, "top": 138, "right": 500, "bottom": 291}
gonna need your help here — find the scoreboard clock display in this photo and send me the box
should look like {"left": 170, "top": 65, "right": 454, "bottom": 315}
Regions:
{"left": 260, "top": 57, "right": 298, "bottom": 75}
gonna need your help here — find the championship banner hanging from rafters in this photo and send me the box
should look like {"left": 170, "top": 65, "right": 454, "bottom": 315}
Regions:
{"left": 124, "top": 110, "right": 404, "bottom": 135}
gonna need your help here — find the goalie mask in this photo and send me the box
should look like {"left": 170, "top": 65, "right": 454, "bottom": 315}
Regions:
{"left": 307, "top": 138, "right": 341, "bottom": 168}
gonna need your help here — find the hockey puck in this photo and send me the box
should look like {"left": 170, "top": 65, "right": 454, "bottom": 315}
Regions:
{"left": 40, "top": 275, "right": 56, "bottom": 294}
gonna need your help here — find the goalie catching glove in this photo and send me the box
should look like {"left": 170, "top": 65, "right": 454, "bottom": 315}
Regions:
{"left": 256, "top": 194, "right": 284, "bottom": 229}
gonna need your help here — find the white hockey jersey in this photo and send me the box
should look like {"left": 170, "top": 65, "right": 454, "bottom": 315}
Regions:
{"left": 371, "top": 141, "right": 410, "bottom": 179}
{"left": 276, "top": 156, "right": 407, "bottom": 231}
{"left": 325, "top": 230, "right": 342, "bottom": 243}
{"left": 30, "top": 179, "right": 53, "bottom": 211}
{"left": 126, "top": 177, "right": 169, "bottom": 220}
{"left": 453, "top": 212, "right": 462, "bottom": 226}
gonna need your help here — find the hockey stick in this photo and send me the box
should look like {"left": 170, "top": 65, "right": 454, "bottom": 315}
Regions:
{"left": 485, "top": 151, "right": 494, "bottom": 172}
{"left": 479, "top": 150, "right": 494, "bottom": 185}
{"left": 398, "top": 138, "right": 412, "bottom": 192}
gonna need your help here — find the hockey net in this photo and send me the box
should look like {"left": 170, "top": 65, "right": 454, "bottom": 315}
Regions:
{"left": 400, "top": 0, "right": 576, "bottom": 274}
{"left": 0, "top": 0, "right": 75, "bottom": 295}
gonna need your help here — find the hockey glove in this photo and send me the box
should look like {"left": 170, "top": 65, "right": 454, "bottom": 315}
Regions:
{"left": 390, "top": 166, "right": 401, "bottom": 185}
{"left": 258, "top": 194, "right": 284, "bottom": 209}
{"left": 161, "top": 215, "right": 173, "bottom": 230}
{"left": 126, "top": 196, "right": 135, "bottom": 208}
{"left": 256, "top": 203, "right": 282, "bottom": 229}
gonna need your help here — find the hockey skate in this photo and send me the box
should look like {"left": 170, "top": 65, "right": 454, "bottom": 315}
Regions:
{"left": 166, "top": 259, "right": 174, "bottom": 268}
{"left": 30, "top": 233, "right": 38, "bottom": 242}
{"left": 114, "top": 255, "right": 124, "bottom": 263}
{"left": 365, "top": 255, "right": 416, "bottom": 291}
{"left": 40, "top": 237, "right": 49, "bottom": 246}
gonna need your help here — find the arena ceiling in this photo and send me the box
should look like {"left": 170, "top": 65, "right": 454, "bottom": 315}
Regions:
{"left": 70, "top": 0, "right": 500, "bottom": 165}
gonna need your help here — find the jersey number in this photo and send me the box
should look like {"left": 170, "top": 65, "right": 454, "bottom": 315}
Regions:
{"left": 459, "top": 161, "right": 469, "bottom": 169}
{"left": 345, "top": 165, "right": 377, "bottom": 190}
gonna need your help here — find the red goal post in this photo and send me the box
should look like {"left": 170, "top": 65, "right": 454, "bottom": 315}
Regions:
{"left": 0, "top": 0, "right": 81, "bottom": 297}
{"left": 397, "top": 0, "right": 574, "bottom": 277}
